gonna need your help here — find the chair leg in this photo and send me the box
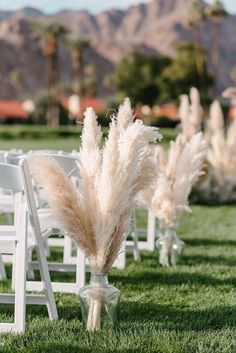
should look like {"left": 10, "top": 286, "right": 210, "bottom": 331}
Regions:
{"left": 27, "top": 248, "right": 35, "bottom": 280}
{"left": 5, "top": 213, "right": 13, "bottom": 225}
{"left": 0, "top": 254, "right": 7, "bottom": 280}
{"left": 131, "top": 230, "right": 141, "bottom": 261}
{"left": 14, "top": 210, "right": 27, "bottom": 333}
{"left": 63, "top": 235, "right": 73, "bottom": 263}
{"left": 11, "top": 252, "right": 16, "bottom": 290}
{"left": 34, "top": 240, "right": 58, "bottom": 320}
{"left": 147, "top": 210, "right": 156, "bottom": 252}
{"left": 75, "top": 247, "right": 86, "bottom": 294}
{"left": 44, "top": 239, "right": 51, "bottom": 258}
{"left": 131, "top": 212, "right": 141, "bottom": 261}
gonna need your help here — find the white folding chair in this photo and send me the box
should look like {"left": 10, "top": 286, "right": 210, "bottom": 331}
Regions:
{"left": 4, "top": 152, "right": 86, "bottom": 294}
{"left": 0, "top": 161, "right": 58, "bottom": 333}
{"left": 1, "top": 152, "right": 26, "bottom": 265}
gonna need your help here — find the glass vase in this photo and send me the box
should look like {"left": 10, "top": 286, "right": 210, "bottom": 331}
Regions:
{"left": 78, "top": 274, "right": 121, "bottom": 331}
{"left": 156, "top": 227, "right": 184, "bottom": 267}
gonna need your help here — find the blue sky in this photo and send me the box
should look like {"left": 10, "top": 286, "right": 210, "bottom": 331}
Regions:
{"left": 1, "top": 0, "right": 235, "bottom": 14}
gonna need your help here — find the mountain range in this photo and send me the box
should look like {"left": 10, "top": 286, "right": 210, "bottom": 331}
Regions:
{"left": 0, "top": 0, "right": 235, "bottom": 100}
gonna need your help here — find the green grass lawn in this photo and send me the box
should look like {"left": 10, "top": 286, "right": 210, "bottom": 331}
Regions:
{"left": 0, "top": 205, "right": 236, "bottom": 353}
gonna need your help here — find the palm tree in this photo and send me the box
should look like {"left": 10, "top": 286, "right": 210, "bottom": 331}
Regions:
{"left": 186, "top": 0, "right": 206, "bottom": 47}
{"left": 205, "top": 0, "right": 228, "bottom": 94}
{"left": 85, "top": 64, "right": 97, "bottom": 97}
{"left": 186, "top": 1, "right": 207, "bottom": 90}
{"left": 67, "top": 38, "right": 90, "bottom": 95}
{"left": 33, "top": 22, "right": 68, "bottom": 126}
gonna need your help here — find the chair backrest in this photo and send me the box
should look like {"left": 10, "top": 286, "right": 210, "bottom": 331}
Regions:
{"left": 0, "top": 163, "right": 25, "bottom": 225}
{"left": 0, "top": 161, "right": 43, "bottom": 239}
{"left": 4, "top": 152, "right": 26, "bottom": 166}
{"left": 28, "top": 150, "right": 66, "bottom": 155}
{"left": 6, "top": 152, "right": 79, "bottom": 177}
{"left": 35, "top": 153, "right": 80, "bottom": 177}
{"left": 19, "top": 159, "right": 42, "bottom": 238}
{"left": 0, "top": 163, "right": 24, "bottom": 192}
{"left": 0, "top": 151, "right": 8, "bottom": 163}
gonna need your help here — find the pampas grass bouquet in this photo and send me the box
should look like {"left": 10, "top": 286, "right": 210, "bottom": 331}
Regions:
{"left": 31, "top": 98, "right": 160, "bottom": 330}
{"left": 142, "top": 132, "right": 206, "bottom": 266}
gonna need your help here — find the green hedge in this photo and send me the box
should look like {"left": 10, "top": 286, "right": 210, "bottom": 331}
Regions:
{"left": 0, "top": 125, "right": 83, "bottom": 140}
{"left": 146, "top": 115, "right": 180, "bottom": 128}
{"left": 0, "top": 125, "right": 111, "bottom": 140}
{"left": 0, "top": 125, "right": 178, "bottom": 143}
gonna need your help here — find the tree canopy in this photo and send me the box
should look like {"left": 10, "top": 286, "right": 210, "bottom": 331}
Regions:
{"left": 205, "top": 0, "right": 228, "bottom": 21}
{"left": 113, "top": 45, "right": 213, "bottom": 106}
{"left": 158, "top": 43, "right": 213, "bottom": 102}
{"left": 112, "top": 51, "right": 171, "bottom": 106}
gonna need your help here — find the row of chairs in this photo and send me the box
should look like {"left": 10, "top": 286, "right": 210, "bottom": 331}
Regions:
{"left": 0, "top": 159, "right": 58, "bottom": 333}
{"left": 0, "top": 149, "right": 157, "bottom": 333}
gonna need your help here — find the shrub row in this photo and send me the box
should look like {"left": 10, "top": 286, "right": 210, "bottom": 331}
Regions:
{"left": 0, "top": 125, "right": 101, "bottom": 140}
{"left": 0, "top": 123, "right": 177, "bottom": 142}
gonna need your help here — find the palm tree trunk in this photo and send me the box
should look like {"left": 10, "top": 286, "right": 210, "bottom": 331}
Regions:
{"left": 212, "top": 20, "right": 220, "bottom": 95}
{"left": 45, "top": 52, "right": 60, "bottom": 127}
{"left": 74, "top": 53, "right": 84, "bottom": 95}
{"left": 193, "top": 26, "right": 203, "bottom": 91}
{"left": 79, "top": 55, "right": 85, "bottom": 95}
{"left": 51, "top": 50, "right": 60, "bottom": 127}
{"left": 193, "top": 26, "right": 201, "bottom": 47}
{"left": 46, "top": 54, "right": 55, "bottom": 91}
{"left": 46, "top": 54, "right": 54, "bottom": 126}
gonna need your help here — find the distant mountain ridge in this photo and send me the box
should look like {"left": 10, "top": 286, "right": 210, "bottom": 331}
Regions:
{"left": 0, "top": 7, "right": 43, "bottom": 20}
{"left": 0, "top": 0, "right": 235, "bottom": 99}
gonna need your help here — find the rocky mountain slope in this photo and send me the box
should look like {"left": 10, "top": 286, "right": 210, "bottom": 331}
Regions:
{"left": 0, "top": 0, "right": 235, "bottom": 99}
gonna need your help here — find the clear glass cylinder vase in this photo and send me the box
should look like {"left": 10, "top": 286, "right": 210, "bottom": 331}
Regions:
{"left": 156, "top": 227, "right": 184, "bottom": 267}
{"left": 78, "top": 274, "right": 121, "bottom": 331}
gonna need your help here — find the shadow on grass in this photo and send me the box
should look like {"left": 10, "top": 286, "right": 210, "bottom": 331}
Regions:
{"left": 121, "top": 301, "right": 236, "bottom": 331}
{"left": 1, "top": 343, "right": 138, "bottom": 353}
{"left": 185, "top": 238, "right": 236, "bottom": 247}
{"left": 25, "top": 297, "right": 82, "bottom": 321}
{"left": 0, "top": 296, "right": 81, "bottom": 322}
{"left": 111, "top": 271, "right": 236, "bottom": 287}
{"left": 182, "top": 254, "right": 236, "bottom": 267}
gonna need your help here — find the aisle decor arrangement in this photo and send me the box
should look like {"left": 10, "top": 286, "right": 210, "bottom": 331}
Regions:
{"left": 179, "top": 87, "right": 203, "bottom": 140}
{"left": 30, "top": 98, "right": 161, "bottom": 331}
{"left": 196, "top": 100, "right": 236, "bottom": 203}
{"left": 143, "top": 132, "right": 206, "bottom": 266}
